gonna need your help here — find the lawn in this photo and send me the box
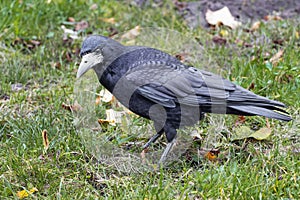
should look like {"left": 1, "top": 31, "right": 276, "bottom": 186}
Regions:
{"left": 0, "top": 0, "right": 299, "bottom": 199}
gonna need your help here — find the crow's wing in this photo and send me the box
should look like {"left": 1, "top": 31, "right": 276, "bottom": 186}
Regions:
{"left": 124, "top": 60, "right": 239, "bottom": 108}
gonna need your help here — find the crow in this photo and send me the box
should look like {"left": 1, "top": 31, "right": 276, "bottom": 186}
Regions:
{"left": 77, "top": 35, "right": 291, "bottom": 163}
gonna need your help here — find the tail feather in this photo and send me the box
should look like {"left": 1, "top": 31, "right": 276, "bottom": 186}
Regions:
{"left": 229, "top": 105, "right": 292, "bottom": 121}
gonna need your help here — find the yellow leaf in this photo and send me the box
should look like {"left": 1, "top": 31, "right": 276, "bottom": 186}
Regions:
{"left": 42, "top": 130, "right": 49, "bottom": 150}
{"left": 249, "top": 127, "right": 272, "bottom": 140}
{"left": 232, "top": 126, "right": 252, "bottom": 140}
{"left": 17, "top": 190, "right": 29, "bottom": 199}
{"left": 205, "top": 6, "right": 241, "bottom": 29}
{"left": 232, "top": 126, "right": 272, "bottom": 141}
{"left": 17, "top": 187, "right": 38, "bottom": 199}
{"left": 219, "top": 29, "right": 228, "bottom": 37}
{"left": 101, "top": 17, "right": 116, "bottom": 24}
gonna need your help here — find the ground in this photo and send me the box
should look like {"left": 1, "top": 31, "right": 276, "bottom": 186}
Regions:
{"left": 0, "top": 0, "right": 299, "bottom": 199}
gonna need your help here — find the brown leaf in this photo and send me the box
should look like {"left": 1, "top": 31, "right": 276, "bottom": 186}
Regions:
{"left": 108, "top": 27, "right": 118, "bottom": 37}
{"left": 121, "top": 26, "right": 140, "bottom": 40}
{"left": 68, "top": 17, "right": 76, "bottom": 22}
{"left": 75, "top": 20, "right": 89, "bottom": 31}
{"left": 235, "top": 115, "right": 246, "bottom": 126}
{"left": 204, "top": 149, "right": 220, "bottom": 162}
{"left": 264, "top": 15, "right": 282, "bottom": 21}
{"left": 61, "top": 101, "right": 82, "bottom": 112}
{"left": 212, "top": 36, "right": 227, "bottom": 45}
{"left": 269, "top": 49, "right": 284, "bottom": 65}
{"left": 29, "top": 39, "right": 41, "bottom": 46}
{"left": 175, "top": 52, "right": 189, "bottom": 62}
{"left": 250, "top": 21, "right": 261, "bottom": 32}
{"left": 42, "top": 130, "right": 49, "bottom": 150}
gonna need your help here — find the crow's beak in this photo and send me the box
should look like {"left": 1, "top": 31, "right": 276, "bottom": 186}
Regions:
{"left": 77, "top": 52, "right": 103, "bottom": 78}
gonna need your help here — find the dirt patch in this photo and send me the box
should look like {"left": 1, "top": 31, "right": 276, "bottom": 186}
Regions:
{"left": 133, "top": 0, "right": 300, "bottom": 28}
{"left": 175, "top": 0, "right": 300, "bottom": 28}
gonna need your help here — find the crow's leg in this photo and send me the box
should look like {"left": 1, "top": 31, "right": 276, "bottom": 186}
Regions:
{"left": 142, "top": 129, "right": 164, "bottom": 149}
{"left": 158, "top": 138, "right": 176, "bottom": 164}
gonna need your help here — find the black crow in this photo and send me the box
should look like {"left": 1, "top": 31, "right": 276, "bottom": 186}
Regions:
{"left": 77, "top": 35, "right": 291, "bottom": 163}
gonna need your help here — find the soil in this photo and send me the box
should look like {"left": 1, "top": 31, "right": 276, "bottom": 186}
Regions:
{"left": 133, "top": 0, "right": 300, "bottom": 28}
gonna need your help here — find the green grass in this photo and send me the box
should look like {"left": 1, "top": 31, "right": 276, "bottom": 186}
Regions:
{"left": 0, "top": 0, "right": 299, "bottom": 199}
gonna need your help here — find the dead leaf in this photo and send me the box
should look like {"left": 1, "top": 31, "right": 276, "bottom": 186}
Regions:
{"left": 99, "top": 89, "right": 114, "bottom": 103}
{"left": 121, "top": 26, "right": 141, "bottom": 40}
{"left": 68, "top": 17, "right": 76, "bottom": 22}
{"left": 212, "top": 36, "right": 227, "bottom": 45}
{"left": 16, "top": 187, "right": 38, "bottom": 199}
{"left": 232, "top": 126, "right": 272, "bottom": 141}
{"left": 42, "top": 130, "right": 49, "bottom": 150}
{"left": 101, "top": 17, "right": 116, "bottom": 24}
{"left": 61, "top": 25, "right": 79, "bottom": 39}
{"left": 269, "top": 49, "right": 284, "bottom": 65}
{"left": 75, "top": 20, "right": 89, "bottom": 31}
{"left": 205, "top": 6, "right": 241, "bottom": 29}
{"left": 264, "top": 15, "right": 282, "bottom": 21}
{"left": 231, "top": 126, "right": 252, "bottom": 140}
{"left": 250, "top": 127, "right": 272, "bottom": 140}
{"left": 204, "top": 149, "right": 220, "bottom": 162}
{"left": 98, "top": 109, "right": 125, "bottom": 126}
{"left": 235, "top": 116, "right": 246, "bottom": 126}
{"left": 62, "top": 101, "right": 82, "bottom": 112}
{"left": 250, "top": 21, "right": 261, "bottom": 32}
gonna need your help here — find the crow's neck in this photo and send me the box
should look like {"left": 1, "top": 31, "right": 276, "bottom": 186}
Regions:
{"left": 98, "top": 47, "right": 146, "bottom": 92}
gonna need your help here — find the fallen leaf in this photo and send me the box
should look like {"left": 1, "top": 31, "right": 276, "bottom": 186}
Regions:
{"left": 264, "top": 15, "right": 282, "bottom": 21}
{"left": 16, "top": 187, "right": 38, "bottom": 199}
{"left": 212, "top": 36, "right": 227, "bottom": 45}
{"left": 61, "top": 25, "right": 79, "bottom": 39}
{"left": 219, "top": 29, "right": 229, "bottom": 37}
{"left": 250, "top": 21, "right": 261, "bottom": 32}
{"left": 250, "top": 127, "right": 272, "bottom": 140}
{"left": 232, "top": 126, "right": 272, "bottom": 141}
{"left": 269, "top": 49, "right": 284, "bottom": 65}
{"left": 68, "top": 17, "right": 76, "bottom": 22}
{"left": 101, "top": 17, "right": 116, "bottom": 24}
{"left": 62, "top": 101, "right": 82, "bottom": 112}
{"left": 235, "top": 115, "right": 246, "bottom": 126}
{"left": 42, "top": 130, "right": 49, "bottom": 150}
{"left": 205, "top": 6, "right": 241, "bottom": 29}
{"left": 75, "top": 20, "right": 89, "bottom": 31}
{"left": 204, "top": 149, "right": 220, "bottom": 161}
{"left": 98, "top": 109, "right": 125, "bottom": 126}
{"left": 121, "top": 26, "right": 140, "bottom": 40}
{"left": 99, "top": 89, "right": 114, "bottom": 103}
{"left": 231, "top": 126, "right": 252, "bottom": 140}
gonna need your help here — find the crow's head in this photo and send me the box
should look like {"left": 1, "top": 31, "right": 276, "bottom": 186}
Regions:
{"left": 77, "top": 35, "right": 124, "bottom": 78}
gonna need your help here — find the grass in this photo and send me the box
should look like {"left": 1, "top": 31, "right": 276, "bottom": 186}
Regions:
{"left": 0, "top": 0, "right": 299, "bottom": 199}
